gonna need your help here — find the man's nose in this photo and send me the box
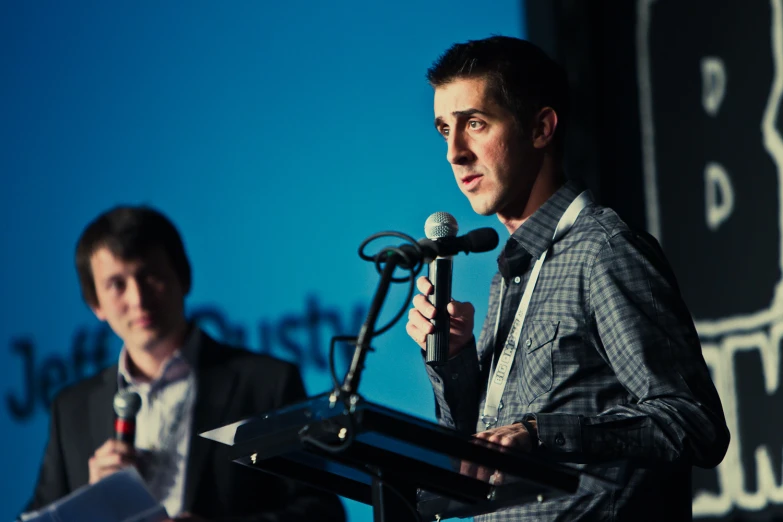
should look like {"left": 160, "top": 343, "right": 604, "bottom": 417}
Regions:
{"left": 126, "top": 278, "right": 152, "bottom": 308}
{"left": 446, "top": 132, "right": 475, "bottom": 166}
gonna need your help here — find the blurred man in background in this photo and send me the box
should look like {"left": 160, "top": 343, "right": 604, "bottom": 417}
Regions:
{"left": 24, "top": 205, "right": 344, "bottom": 521}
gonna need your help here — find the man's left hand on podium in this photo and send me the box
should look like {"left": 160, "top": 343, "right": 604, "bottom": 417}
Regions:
{"left": 459, "top": 421, "right": 539, "bottom": 484}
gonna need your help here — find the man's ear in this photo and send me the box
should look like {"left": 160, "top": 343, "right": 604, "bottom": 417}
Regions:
{"left": 91, "top": 303, "right": 107, "bottom": 322}
{"left": 530, "top": 107, "right": 558, "bottom": 150}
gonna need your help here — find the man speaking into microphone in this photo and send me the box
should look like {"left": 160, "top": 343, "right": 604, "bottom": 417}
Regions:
{"left": 405, "top": 36, "right": 730, "bottom": 521}
{"left": 23, "top": 206, "right": 345, "bottom": 521}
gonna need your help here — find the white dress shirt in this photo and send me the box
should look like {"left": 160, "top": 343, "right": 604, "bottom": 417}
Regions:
{"left": 117, "top": 328, "right": 199, "bottom": 518}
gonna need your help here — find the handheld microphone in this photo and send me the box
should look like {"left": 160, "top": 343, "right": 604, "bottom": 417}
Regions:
{"left": 113, "top": 389, "right": 142, "bottom": 446}
{"left": 425, "top": 212, "right": 458, "bottom": 367}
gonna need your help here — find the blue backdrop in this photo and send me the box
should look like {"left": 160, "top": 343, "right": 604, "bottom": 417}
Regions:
{"left": 0, "top": 2, "right": 525, "bottom": 519}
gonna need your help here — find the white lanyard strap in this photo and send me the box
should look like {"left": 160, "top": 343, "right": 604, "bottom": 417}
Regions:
{"left": 481, "top": 191, "right": 592, "bottom": 430}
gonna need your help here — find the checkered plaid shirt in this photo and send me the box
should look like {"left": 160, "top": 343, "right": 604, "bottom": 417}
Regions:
{"left": 425, "top": 181, "right": 729, "bottom": 521}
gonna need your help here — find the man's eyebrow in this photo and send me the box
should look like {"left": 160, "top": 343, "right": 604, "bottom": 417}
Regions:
{"left": 433, "top": 108, "right": 491, "bottom": 129}
{"left": 454, "top": 108, "right": 490, "bottom": 118}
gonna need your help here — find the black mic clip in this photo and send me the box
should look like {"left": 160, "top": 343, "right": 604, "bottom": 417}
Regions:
{"left": 376, "top": 227, "right": 500, "bottom": 268}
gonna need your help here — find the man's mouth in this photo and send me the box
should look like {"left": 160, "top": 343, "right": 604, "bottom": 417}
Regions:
{"left": 133, "top": 315, "right": 156, "bottom": 328}
{"left": 461, "top": 173, "right": 483, "bottom": 190}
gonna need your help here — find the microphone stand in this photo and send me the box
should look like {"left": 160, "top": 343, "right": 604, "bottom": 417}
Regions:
{"left": 340, "top": 253, "right": 400, "bottom": 397}
{"left": 331, "top": 252, "right": 420, "bottom": 521}
{"left": 314, "top": 227, "right": 497, "bottom": 521}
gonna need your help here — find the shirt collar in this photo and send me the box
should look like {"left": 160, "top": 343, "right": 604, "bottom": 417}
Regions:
{"left": 509, "top": 180, "right": 583, "bottom": 258}
{"left": 497, "top": 180, "right": 583, "bottom": 280}
{"left": 117, "top": 323, "right": 201, "bottom": 391}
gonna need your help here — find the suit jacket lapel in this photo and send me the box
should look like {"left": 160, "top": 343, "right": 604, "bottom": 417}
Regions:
{"left": 88, "top": 367, "right": 118, "bottom": 454}
{"left": 183, "top": 333, "right": 239, "bottom": 511}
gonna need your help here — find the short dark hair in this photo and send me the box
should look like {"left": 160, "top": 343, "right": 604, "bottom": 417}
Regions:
{"left": 427, "top": 35, "right": 569, "bottom": 154}
{"left": 75, "top": 206, "right": 192, "bottom": 308}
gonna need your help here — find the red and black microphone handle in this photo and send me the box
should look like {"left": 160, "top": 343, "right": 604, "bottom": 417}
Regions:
{"left": 114, "top": 416, "right": 136, "bottom": 445}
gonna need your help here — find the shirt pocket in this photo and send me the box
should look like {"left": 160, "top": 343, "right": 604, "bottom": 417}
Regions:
{"left": 519, "top": 320, "right": 560, "bottom": 404}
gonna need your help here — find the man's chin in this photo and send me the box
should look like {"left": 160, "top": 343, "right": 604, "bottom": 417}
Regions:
{"left": 468, "top": 198, "right": 498, "bottom": 217}
{"left": 134, "top": 329, "right": 168, "bottom": 351}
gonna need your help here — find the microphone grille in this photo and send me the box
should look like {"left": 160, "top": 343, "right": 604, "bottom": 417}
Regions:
{"left": 424, "top": 212, "right": 459, "bottom": 240}
{"left": 113, "top": 389, "right": 142, "bottom": 419}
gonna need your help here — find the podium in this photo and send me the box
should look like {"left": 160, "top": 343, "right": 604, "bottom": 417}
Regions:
{"left": 201, "top": 392, "right": 582, "bottom": 521}
{"left": 200, "top": 236, "right": 585, "bottom": 520}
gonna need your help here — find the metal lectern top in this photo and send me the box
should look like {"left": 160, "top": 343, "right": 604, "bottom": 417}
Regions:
{"left": 201, "top": 392, "right": 583, "bottom": 520}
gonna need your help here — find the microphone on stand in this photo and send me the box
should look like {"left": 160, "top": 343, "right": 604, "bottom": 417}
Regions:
{"left": 113, "top": 389, "right": 142, "bottom": 446}
{"left": 424, "top": 212, "right": 458, "bottom": 367}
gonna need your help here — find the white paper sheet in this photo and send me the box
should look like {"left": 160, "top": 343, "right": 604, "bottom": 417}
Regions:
{"left": 19, "top": 467, "right": 168, "bottom": 522}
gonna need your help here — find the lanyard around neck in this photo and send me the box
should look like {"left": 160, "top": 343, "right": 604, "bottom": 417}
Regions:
{"left": 480, "top": 191, "right": 592, "bottom": 430}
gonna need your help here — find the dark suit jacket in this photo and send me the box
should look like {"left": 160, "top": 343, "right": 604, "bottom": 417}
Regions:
{"left": 25, "top": 331, "right": 345, "bottom": 521}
